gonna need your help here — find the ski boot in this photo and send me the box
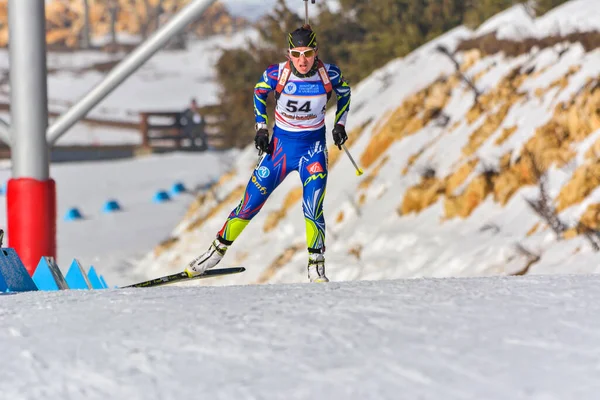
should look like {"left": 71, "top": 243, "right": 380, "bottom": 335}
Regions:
{"left": 184, "top": 238, "right": 229, "bottom": 277}
{"left": 308, "top": 252, "right": 329, "bottom": 283}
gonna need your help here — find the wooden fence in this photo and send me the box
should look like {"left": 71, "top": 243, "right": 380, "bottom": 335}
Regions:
{"left": 0, "top": 109, "right": 225, "bottom": 161}
{"left": 139, "top": 110, "right": 223, "bottom": 150}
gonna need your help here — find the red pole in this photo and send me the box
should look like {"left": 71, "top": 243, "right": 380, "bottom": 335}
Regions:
{"left": 7, "top": 178, "right": 56, "bottom": 275}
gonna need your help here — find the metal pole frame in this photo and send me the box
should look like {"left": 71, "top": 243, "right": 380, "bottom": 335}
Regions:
{"left": 5, "top": 0, "right": 217, "bottom": 274}
{"left": 46, "top": 0, "right": 218, "bottom": 145}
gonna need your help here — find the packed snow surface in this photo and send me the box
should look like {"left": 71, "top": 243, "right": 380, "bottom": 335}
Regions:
{"left": 1, "top": 274, "right": 600, "bottom": 399}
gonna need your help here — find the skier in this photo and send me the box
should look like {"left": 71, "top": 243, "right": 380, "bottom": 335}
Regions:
{"left": 184, "top": 24, "right": 351, "bottom": 283}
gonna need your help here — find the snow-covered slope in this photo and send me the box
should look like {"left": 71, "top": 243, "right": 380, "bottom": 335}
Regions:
{"left": 132, "top": 0, "right": 600, "bottom": 287}
{"left": 3, "top": 274, "right": 600, "bottom": 400}
{"left": 475, "top": 0, "right": 600, "bottom": 40}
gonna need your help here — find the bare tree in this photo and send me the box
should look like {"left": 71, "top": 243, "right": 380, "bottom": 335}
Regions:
{"left": 521, "top": 149, "right": 600, "bottom": 252}
{"left": 479, "top": 161, "right": 499, "bottom": 189}
{"left": 108, "top": 0, "right": 119, "bottom": 49}
{"left": 81, "top": 0, "right": 91, "bottom": 49}
{"left": 523, "top": 150, "right": 567, "bottom": 239}
{"left": 511, "top": 243, "right": 540, "bottom": 276}
{"left": 577, "top": 222, "right": 600, "bottom": 252}
{"left": 435, "top": 44, "right": 481, "bottom": 100}
{"left": 418, "top": 165, "right": 437, "bottom": 180}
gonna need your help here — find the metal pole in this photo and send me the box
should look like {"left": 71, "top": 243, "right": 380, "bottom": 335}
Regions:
{"left": 304, "top": 0, "right": 309, "bottom": 24}
{"left": 342, "top": 144, "right": 363, "bottom": 176}
{"left": 47, "top": 0, "right": 218, "bottom": 145}
{"left": 9, "top": 0, "right": 49, "bottom": 179}
{"left": 7, "top": 0, "right": 56, "bottom": 275}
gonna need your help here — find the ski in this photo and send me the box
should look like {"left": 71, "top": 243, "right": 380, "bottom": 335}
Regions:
{"left": 122, "top": 267, "right": 246, "bottom": 288}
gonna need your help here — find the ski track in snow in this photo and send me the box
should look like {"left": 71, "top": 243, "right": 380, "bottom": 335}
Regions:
{"left": 1, "top": 274, "right": 600, "bottom": 399}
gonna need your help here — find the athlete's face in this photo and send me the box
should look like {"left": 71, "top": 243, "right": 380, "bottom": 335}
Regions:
{"left": 289, "top": 46, "right": 317, "bottom": 75}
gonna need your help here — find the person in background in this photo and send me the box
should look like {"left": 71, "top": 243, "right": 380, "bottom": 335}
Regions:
{"left": 180, "top": 98, "right": 207, "bottom": 151}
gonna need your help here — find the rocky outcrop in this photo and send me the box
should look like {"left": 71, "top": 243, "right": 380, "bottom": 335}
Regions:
{"left": 400, "top": 63, "right": 600, "bottom": 221}
{"left": 360, "top": 75, "right": 456, "bottom": 170}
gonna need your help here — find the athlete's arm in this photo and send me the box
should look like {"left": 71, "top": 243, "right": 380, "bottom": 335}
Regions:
{"left": 254, "top": 64, "right": 279, "bottom": 125}
{"left": 328, "top": 64, "right": 351, "bottom": 126}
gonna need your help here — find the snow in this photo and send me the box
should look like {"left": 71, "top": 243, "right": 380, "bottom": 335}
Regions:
{"left": 534, "top": 0, "right": 600, "bottom": 38}
{"left": 2, "top": 274, "right": 600, "bottom": 399}
{"left": 475, "top": 5, "right": 536, "bottom": 41}
{"left": 474, "top": 0, "right": 600, "bottom": 41}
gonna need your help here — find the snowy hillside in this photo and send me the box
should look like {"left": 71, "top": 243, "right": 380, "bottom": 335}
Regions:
{"left": 133, "top": 0, "right": 600, "bottom": 286}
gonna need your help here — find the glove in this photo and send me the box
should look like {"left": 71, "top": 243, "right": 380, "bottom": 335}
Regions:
{"left": 332, "top": 124, "right": 348, "bottom": 150}
{"left": 254, "top": 128, "right": 271, "bottom": 155}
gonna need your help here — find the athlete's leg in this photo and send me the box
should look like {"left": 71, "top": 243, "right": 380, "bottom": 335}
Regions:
{"left": 298, "top": 141, "right": 328, "bottom": 250}
{"left": 185, "top": 136, "right": 291, "bottom": 276}
{"left": 218, "top": 135, "right": 291, "bottom": 243}
{"left": 297, "top": 140, "right": 329, "bottom": 282}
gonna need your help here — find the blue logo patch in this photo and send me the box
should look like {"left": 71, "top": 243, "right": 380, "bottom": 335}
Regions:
{"left": 285, "top": 82, "right": 297, "bottom": 94}
{"left": 257, "top": 166, "right": 270, "bottom": 179}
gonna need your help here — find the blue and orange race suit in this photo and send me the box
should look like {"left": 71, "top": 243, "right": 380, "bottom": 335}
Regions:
{"left": 218, "top": 60, "right": 351, "bottom": 252}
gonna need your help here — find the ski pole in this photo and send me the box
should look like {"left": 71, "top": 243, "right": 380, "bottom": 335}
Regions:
{"left": 304, "top": 0, "right": 309, "bottom": 24}
{"left": 342, "top": 144, "right": 363, "bottom": 176}
{"left": 303, "top": 0, "right": 316, "bottom": 25}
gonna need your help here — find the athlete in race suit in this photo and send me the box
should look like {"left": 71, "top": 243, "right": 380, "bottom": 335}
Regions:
{"left": 185, "top": 25, "right": 351, "bottom": 283}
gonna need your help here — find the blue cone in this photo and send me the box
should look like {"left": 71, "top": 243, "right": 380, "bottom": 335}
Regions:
{"left": 87, "top": 266, "right": 105, "bottom": 289}
{"left": 102, "top": 199, "right": 122, "bottom": 213}
{"left": 171, "top": 181, "right": 187, "bottom": 196}
{"left": 65, "top": 259, "right": 92, "bottom": 289}
{"left": 32, "top": 257, "right": 69, "bottom": 291}
{"left": 153, "top": 190, "right": 171, "bottom": 203}
{"left": 0, "top": 248, "right": 38, "bottom": 293}
{"left": 64, "top": 207, "right": 83, "bottom": 221}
